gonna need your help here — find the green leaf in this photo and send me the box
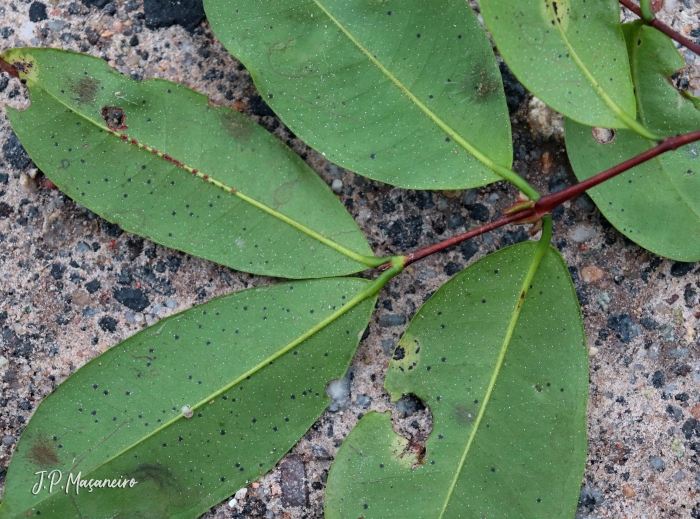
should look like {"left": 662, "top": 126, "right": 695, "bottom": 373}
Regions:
{"left": 0, "top": 278, "right": 376, "bottom": 519}
{"left": 480, "top": 0, "right": 655, "bottom": 137}
{"left": 2, "top": 48, "right": 380, "bottom": 279}
{"left": 325, "top": 241, "right": 589, "bottom": 519}
{"left": 204, "top": 0, "right": 513, "bottom": 190}
{"left": 565, "top": 23, "right": 700, "bottom": 261}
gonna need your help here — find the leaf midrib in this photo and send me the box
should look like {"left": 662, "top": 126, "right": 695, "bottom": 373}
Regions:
{"left": 18, "top": 279, "right": 376, "bottom": 513}
{"left": 628, "top": 36, "right": 700, "bottom": 224}
{"left": 547, "top": 3, "right": 660, "bottom": 140}
{"left": 308, "top": 0, "right": 541, "bottom": 199}
{"left": 436, "top": 227, "right": 551, "bottom": 519}
{"left": 27, "top": 76, "right": 379, "bottom": 268}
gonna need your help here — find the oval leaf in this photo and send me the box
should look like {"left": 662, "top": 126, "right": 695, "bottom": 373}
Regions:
{"left": 565, "top": 23, "right": 700, "bottom": 261}
{"left": 0, "top": 278, "right": 375, "bottom": 519}
{"left": 2, "top": 48, "right": 377, "bottom": 279}
{"left": 326, "top": 243, "right": 588, "bottom": 518}
{"left": 205, "top": 0, "right": 512, "bottom": 189}
{"left": 481, "top": 0, "right": 637, "bottom": 130}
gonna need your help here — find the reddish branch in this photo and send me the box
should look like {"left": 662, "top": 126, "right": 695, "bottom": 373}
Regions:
{"left": 392, "top": 129, "right": 700, "bottom": 269}
{"left": 619, "top": 0, "right": 700, "bottom": 56}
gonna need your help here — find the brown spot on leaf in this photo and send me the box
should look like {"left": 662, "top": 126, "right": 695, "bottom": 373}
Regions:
{"left": 71, "top": 77, "right": 100, "bottom": 105}
{"left": 25, "top": 437, "right": 60, "bottom": 467}
{"left": 12, "top": 59, "right": 33, "bottom": 75}
{"left": 220, "top": 111, "right": 252, "bottom": 143}
{"left": 101, "top": 106, "right": 127, "bottom": 131}
{"left": 0, "top": 57, "right": 19, "bottom": 78}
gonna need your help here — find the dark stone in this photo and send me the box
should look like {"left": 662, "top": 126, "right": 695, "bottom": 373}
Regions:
{"left": 311, "top": 444, "right": 330, "bottom": 460}
{"left": 2, "top": 131, "right": 32, "bottom": 171}
{"left": 81, "top": 0, "right": 111, "bottom": 9}
{"left": 85, "top": 280, "right": 101, "bottom": 294}
{"left": 102, "top": 2, "right": 117, "bottom": 14}
{"left": 670, "top": 261, "right": 695, "bottom": 277}
{"left": 460, "top": 240, "right": 479, "bottom": 262}
{"left": 640, "top": 317, "right": 658, "bottom": 330}
{"left": 0, "top": 202, "right": 12, "bottom": 218}
{"left": 651, "top": 370, "right": 665, "bottom": 388}
{"left": 675, "top": 363, "right": 692, "bottom": 377}
{"left": 50, "top": 263, "right": 66, "bottom": 280}
{"left": 666, "top": 405, "right": 683, "bottom": 421}
{"left": 407, "top": 190, "right": 434, "bottom": 210}
{"left": 144, "top": 0, "right": 205, "bottom": 31}
{"left": 468, "top": 203, "right": 489, "bottom": 222}
{"left": 0, "top": 27, "right": 14, "bottom": 39}
{"left": 548, "top": 175, "right": 569, "bottom": 194}
{"left": 431, "top": 214, "right": 446, "bottom": 235}
{"left": 447, "top": 214, "right": 464, "bottom": 229}
{"left": 103, "top": 222, "right": 123, "bottom": 237}
{"left": 67, "top": 2, "right": 81, "bottom": 14}
{"left": 607, "top": 314, "right": 642, "bottom": 343}
{"left": 675, "top": 392, "right": 689, "bottom": 402}
{"left": 167, "top": 255, "right": 181, "bottom": 272}
{"left": 279, "top": 455, "right": 307, "bottom": 507}
{"left": 379, "top": 314, "right": 406, "bottom": 327}
{"left": 2, "top": 328, "right": 33, "bottom": 358}
{"left": 113, "top": 287, "right": 150, "bottom": 312}
{"left": 379, "top": 215, "right": 423, "bottom": 250}
{"left": 444, "top": 261, "right": 462, "bottom": 276}
{"left": 243, "top": 497, "right": 267, "bottom": 517}
{"left": 85, "top": 27, "right": 100, "bottom": 45}
{"left": 682, "top": 418, "right": 700, "bottom": 439}
{"left": 98, "top": 316, "right": 118, "bottom": 332}
{"left": 684, "top": 284, "right": 698, "bottom": 307}
{"left": 129, "top": 34, "right": 139, "bottom": 46}
{"left": 203, "top": 68, "right": 224, "bottom": 81}
{"left": 498, "top": 62, "right": 526, "bottom": 112}
{"left": 500, "top": 228, "right": 529, "bottom": 247}
{"left": 29, "top": 2, "right": 48, "bottom": 22}
{"left": 249, "top": 95, "right": 275, "bottom": 117}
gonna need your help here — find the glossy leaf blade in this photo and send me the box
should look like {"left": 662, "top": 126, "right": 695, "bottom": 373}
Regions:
{"left": 326, "top": 243, "right": 588, "bottom": 519}
{"left": 0, "top": 279, "right": 375, "bottom": 519}
{"left": 2, "top": 48, "right": 375, "bottom": 278}
{"left": 481, "top": 0, "right": 637, "bottom": 129}
{"left": 205, "top": 0, "right": 511, "bottom": 189}
{"left": 565, "top": 23, "right": 700, "bottom": 261}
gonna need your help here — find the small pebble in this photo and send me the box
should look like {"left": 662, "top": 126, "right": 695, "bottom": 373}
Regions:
{"left": 673, "top": 470, "right": 685, "bottom": 482}
{"left": 165, "top": 299, "right": 177, "bottom": 309}
{"left": 649, "top": 456, "right": 666, "bottom": 471}
{"left": 691, "top": 404, "right": 700, "bottom": 420}
{"left": 330, "top": 179, "right": 343, "bottom": 194}
{"left": 571, "top": 224, "right": 596, "bottom": 243}
{"left": 581, "top": 265, "right": 605, "bottom": 283}
{"left": 622, "top": 484, "right": 635, "bottom": 498}
{"left": 0, "top": 355, "right": 7, "bottom": 368}
{"left": 355, "top": 394, "right": 372, "bottom": 409}
{"left": 462, "top": 189, "right": 477, "bottom": 205}
{"left": 311, "top": 444, "right": 331, "bottom": 459}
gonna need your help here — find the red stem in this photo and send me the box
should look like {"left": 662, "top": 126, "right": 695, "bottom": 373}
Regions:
{"left": 393, "top": 129, "right": 700, "bottom": 269}
{"left": 619, "top": 0, "right": 700, "bottom": 56}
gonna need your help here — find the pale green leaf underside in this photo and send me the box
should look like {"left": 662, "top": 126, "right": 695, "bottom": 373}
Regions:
{"left": 3, "top": 48, "right": 375, "bottom": 279}
{"left": 205, "top": 0, "right": 512, "bottom": 190}
{"left": 565, "top": 24, "right": 700, "bottom": 261}
{"left": 0, "top": 279, "right": 375, "bottom": 519}
{"left": 326, "top": 243, "right": 588, "bottom": 519}
{"left": 481, "top": 0, "right": 637, "bottom": 129}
